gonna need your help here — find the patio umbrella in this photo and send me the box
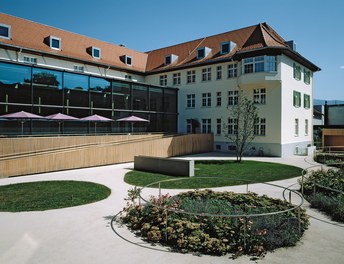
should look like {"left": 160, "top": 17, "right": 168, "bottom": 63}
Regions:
{"left": 45, "top": 113, "right": 79, "bottom": 134}
{"left": 116, "top": 115, "right": 149, "bottom": 133}
{"left": 80, "top": 114, "right": 113, "bottom": 134}
{"left": 0, "top": 111, "right": 45, "bottom": 135}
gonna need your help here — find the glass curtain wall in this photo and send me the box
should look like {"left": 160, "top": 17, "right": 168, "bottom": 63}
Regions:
{"left": 0, "top": 61, "right": 178, "bottom": 135}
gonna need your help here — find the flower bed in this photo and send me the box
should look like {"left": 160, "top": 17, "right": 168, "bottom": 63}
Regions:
{"left": 120, "top": 189, "right": 309, "bottom": 258}
{"left": 301, "top": 169, "right": 344, "bottom": 222}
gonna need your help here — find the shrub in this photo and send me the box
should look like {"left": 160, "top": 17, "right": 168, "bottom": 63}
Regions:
{"left": 120, "top": 189, "right": 308, "bottom": 258}
{"left": 300, "top": 169, "right": 344, "bottom": 222}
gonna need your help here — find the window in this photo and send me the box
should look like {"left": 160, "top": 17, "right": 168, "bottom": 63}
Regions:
{"left": 125, "top": 75, "right": 132, "bottom": 80}
{"left": 216, "top": 66, "right": 222, "bottom": 80}
{"left": 253, "top": 88, "right": 266, "bottom": 104}
{"left": 202, "top": 67, "right": 211, "bottom": 81}
{"left": 159, "top": 75, "right": 167, "bottom": 86}
{"left": 187, "top": 94, "right": 195, "bottom": 108}
{"left": 304, "top": 68, "right": 311, "bottom": 84}
{"left": 215, "top": 145, "right": 221, "bottom": 150}
{"left": 243, "top": 56, "right": 277, "bottom": 74}
{"left": 50, "top": 36, "right": 61, "bottom": 50}
{"left": 228, "top": 90, "right": 238, "bottom": 105}
{"left": 165, "top": 54, "right": 178, "bottom": 65}
{"left": 254, "top": 118, "right": 266, "bottom": 136}
{"left": 221, "top": 41, "right": 236, "bottom": 54}
{"left": 202, "top": 119, "right": 211, "bottom": 133}
{"left": 73, "top": 65, "right": 84, "bottom": 72}
{"left": 228, "top": 64, "right": 237, "bottom": 78}
{"left": 187, "top": 70, "right": 196, "bottom": 84}
{"left": 202, "top": 92, "right": 211, "bottom": 107}
{"left": 305, "top": 119, "right": 309, "bottom": 136}
{"left": 92, "top": 47, "right": 101, "bottom": 59}
{"left": 23, "top": 56, "right": 37, "bottom": 64}
{"left": 197, "top": 47, "right": 211, "bottom": 59}
{"left": 186, "top": 119, "right": 192, "bottom": 133}
{"left": 293, "top": 91, "right": 301, "bottom": 107}
{"left": 125, "top": 56, "right": 132, "bottom": 66}
{"left": 293, "top": 63, "right": 301, "bottom": 80}
{"left": 295, "top": 119, "right": 299, "bottom": 136}
{"left": 304, "top": 94, "right": 310, "bottom": 109}
{"left": 216, "top": 118, "right": 221, "bottom": 135}
{"left": 227, "top": 118, "right": 238, "bottom": 135}
{"left": 0, "top": 24, "right": 11, "bottom": 39}
{"left": 265, "top": 56, "right": 277, "bottom": 72}
{"left": 173, "top": 73, "right": 181, "bottom": 85}
{"left": 216, "top": 92, "right": 221, "bottom": 106}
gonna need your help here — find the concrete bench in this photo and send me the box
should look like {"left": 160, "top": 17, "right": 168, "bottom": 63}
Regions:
{"left": 134, "top": 156, "right": 194, "bottom": 177}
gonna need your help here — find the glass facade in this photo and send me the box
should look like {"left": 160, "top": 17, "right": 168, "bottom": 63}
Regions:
{"left": 0, "top": 61, "right": 178, "bottom": 135}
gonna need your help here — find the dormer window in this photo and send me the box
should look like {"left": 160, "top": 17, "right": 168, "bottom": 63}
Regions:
{"left": 165, "top": 54, "right": 178, "bottom": 65}
{"left": 125, "top": 55, "right": 132, "bottom": 66}
{"left": 0, "top": 23, "right": 11, "bottom": 39}
{"left": 197, "top": 47, "right": 211, "bottom": 59}
{"left": 221, "top": 41, "right": 236, "bottom": 54}
{"left": 50, "top": 36, "right": 61, "bottom": 50}
{"left": 92, "top": 47, "right": 101, "bottom": 59}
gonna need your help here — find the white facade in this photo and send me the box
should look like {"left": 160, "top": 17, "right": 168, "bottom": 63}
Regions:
{"left": 146, "top": 54, "right": 314, "bottom": 157}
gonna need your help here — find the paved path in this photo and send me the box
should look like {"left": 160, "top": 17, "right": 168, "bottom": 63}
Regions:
{"left": 0, "top": 153, "right": 343, "bottom": 264}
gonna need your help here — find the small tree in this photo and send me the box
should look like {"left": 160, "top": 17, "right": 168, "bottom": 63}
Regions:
{"left": 223, "top": 90, "right": 258, "bottom": 162}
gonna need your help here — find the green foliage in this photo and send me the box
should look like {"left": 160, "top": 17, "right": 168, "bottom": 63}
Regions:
{"left": 0, "top": 181, "right": 111, "bottom": 212}
{"left": 121, "top": 189, "right": 309, "bottom": 258}
{"left": 300, "top": 169, "right": 344, "bottom": 222}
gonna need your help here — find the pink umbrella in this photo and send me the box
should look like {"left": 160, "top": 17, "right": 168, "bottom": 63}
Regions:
{"left": 116, "top": 115, "right": 149, "bottom": 133}
{"left": 0, "top": 111, "right": 45, "bottom": 135}
{"left": 80, "top": 114, "right": 113, "bottom": 134}
{"left": 45, "top": 113, "right": 79, "bottom": 134}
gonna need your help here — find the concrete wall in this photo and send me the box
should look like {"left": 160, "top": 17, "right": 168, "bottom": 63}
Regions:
{"left": 134, "top": 156, "right": 194, "bottom": 177}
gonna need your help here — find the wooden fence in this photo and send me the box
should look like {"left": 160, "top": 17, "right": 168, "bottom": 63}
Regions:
{"left": 0, "top": 134, "right": 213, "bottom": 178}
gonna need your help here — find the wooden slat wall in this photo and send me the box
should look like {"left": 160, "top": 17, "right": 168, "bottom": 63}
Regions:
{"left": 0, "top": 134, "right": 213, "bottom": 178}
{"left": 322, "top": 129, "right": 344, "bottom": 147}
{"left": 0, "top": 134, "right": 164, "bottom": 157}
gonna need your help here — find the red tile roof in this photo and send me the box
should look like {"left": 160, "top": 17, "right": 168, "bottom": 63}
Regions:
{"left": 0, "top": 13, "right": 148, "bottom": 72}
{"left": 0, "top": 13, "right": 320, "bottom": 74}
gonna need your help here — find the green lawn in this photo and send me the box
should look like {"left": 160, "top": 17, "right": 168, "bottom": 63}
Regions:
{"left": 0, "top": 180, "right": 111, "bottom": 212}
{"left": 124, "top": 160, "right": 302, "bottom": 189}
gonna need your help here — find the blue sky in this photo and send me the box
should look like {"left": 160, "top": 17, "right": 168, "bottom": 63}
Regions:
{"left": 1, "top": 0, "right": 343, "bottom": 100}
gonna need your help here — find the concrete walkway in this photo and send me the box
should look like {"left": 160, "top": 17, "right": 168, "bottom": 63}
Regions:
{"left": 0, "top": 153, "right": 343, "bottom": 264}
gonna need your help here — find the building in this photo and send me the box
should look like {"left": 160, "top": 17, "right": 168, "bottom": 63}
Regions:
{"left": 0, "top": 13, "right": 320, "bottom": 156}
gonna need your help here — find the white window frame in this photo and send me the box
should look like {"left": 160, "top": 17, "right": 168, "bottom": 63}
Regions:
{"left": 253, "top": 88, "right": 266, "bottom": 104}
{"left": 159, "top": 75, "right": 167, "bottom": 86}
{"left": 50, "top": 36, "right": 61, "bottom": 50}
{"left": 228, "top": 63, "right": 237, "bottom": 78}
{"left": 305, "top": 119, "right": 309, "bottom": 136}
{"left": 295, "top": 118, "right": 299, "bottom": 136}
{"left": 73, "top": 65, "right": 84, "bottom": 72}
{"left": 254, "top": 118, "right": 266, "bottom": 136}
{"left": 243, "top": 56, "right": 277, "bottom": 74}
{"left": 216, "top": 91, "right": 221, "bottom": 106}
{"left": 23, "top": 56, "right": 37, "bottom": 64}
{"left": 216, "top": 66, "right": 222, "bottom": 80}
{"left": 187, "top": 70, "right": 196, "bottom": 84}
{"left": 125, "top": 55, "right": 132, "bottom": 66}
{"left": 92, "top": 47, "right": 101, "bottom": 59}
{"left": 228, "top": 90, "right": 238, "bottom": 106}
{"left": 227, "top": 118, "right": 238, "bottom": 135}
{"left": 186, "top": 119, "right": 192, "bottom": 133}
{"left": 202, "top": 119, "right": 211, "bottom": 133}
{"left": 173, "top": 72, "right": 181, "bottom": 86}
{"left": 187, "top": 94, "right": 195, "bottom": 108}
{"left": 202, "top": 92, "right": 211, "bottom": 107}
{"left": 202, "top": 67, "right": 211, "bottom": 81}
{"left": 0, "top": 23, "right": 11, "bottom": 39}
{"left": 216, "top": 118, "right": 221, "bottom": 135}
